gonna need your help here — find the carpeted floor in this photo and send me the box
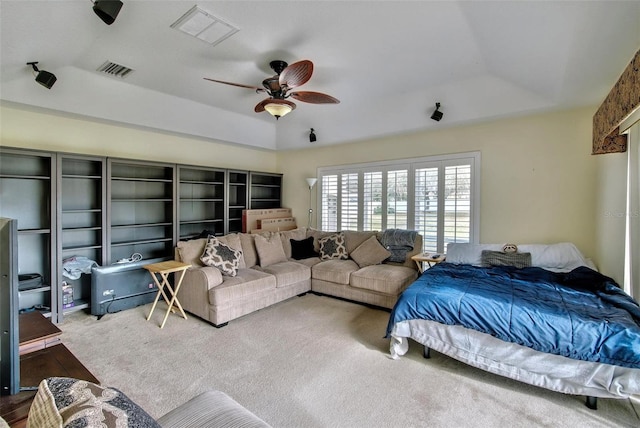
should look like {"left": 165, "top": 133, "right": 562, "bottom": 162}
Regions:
{"left": 59, "top": 294, "right": 639, "bottom": 427}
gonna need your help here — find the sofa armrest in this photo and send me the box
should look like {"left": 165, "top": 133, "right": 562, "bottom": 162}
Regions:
{"left": 176, "top": 267, "right": 223, "bottom": 320}
{"left": 190, "top": 266, "right": 224, "bottom": 288}
{"left": 157, "top": 390, "right": 272, "bottom": 428}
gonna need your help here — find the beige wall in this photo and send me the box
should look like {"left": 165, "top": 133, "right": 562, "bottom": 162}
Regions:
{"left": 278, "top": 107, "right": 599, "bottom": 262}
{"left": 3, "top": 103, "right": 623, "bottom": 279}
{"left": 0, "top": 105, "right": 277, "bottom": 172}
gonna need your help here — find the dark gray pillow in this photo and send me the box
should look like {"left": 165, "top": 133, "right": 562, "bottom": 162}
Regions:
{"left": 481, "top": 250, "right": 532, "bottom": 269}
{"left": 290, "top": 236, "right": 318, "bottom": 260}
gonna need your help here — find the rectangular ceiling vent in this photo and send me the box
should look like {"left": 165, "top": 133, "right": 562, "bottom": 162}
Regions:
{"left": 97, "top": 61, "right": 134, "bottom": 78}
{"left": 170, "top": 5, "right": 239, "bottom": 46}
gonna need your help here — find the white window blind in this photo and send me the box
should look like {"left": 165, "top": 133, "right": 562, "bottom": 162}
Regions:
{"left": 321, "top": 175, "right": 338, "bottom": 231}
{"left": 317, "top": 152, "right": 479, "bottom": 252}
{"left": 387, "top": 169, "right": 408, "bottom": 229}
{"left": 363, "top": 171, "right": 383, "bottom": 230}
{"left": 443, "top": 164, "right": 471, "bottom": 245}
{"left": 414, "top": 167, "right": 439, "bottom": 253}
{"left": 341, "top": 173, "right": 359, "bottom": 231}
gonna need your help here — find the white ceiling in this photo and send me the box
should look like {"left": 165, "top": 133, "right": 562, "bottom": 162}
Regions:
{"left": 1, "top": 1, "right": 639, "bottom": 151}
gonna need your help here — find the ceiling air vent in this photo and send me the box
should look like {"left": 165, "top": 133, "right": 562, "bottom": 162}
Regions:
{"left": 170, "top": 5, "right": 239, "bottom": 46}
{"left": 97, "top": 61, "right": 134, "bottom": 78}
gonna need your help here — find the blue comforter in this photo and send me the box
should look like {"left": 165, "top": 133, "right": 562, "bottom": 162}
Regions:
{"left": 386, "top": 263, "right": 640, "bottom": 368}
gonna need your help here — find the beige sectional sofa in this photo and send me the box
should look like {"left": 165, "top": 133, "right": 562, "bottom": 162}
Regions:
{"left": 26, "top": 377, "right": 272, "bottom": 428}
{"left": 175, "top": 228, "right": 421, "bottom": 327}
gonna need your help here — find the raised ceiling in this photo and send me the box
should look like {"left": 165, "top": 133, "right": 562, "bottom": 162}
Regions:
{"left": 1, "top": 1, "right": 639, "bottom": 151}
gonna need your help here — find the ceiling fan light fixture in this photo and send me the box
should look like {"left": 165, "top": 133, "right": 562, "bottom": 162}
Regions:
{"left": 264, "top": 100, "right": 296, "bottom": 120}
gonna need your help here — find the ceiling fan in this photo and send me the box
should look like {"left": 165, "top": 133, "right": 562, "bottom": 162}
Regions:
{"left": 204, "top": 60, "right": 339, "bottom": 119}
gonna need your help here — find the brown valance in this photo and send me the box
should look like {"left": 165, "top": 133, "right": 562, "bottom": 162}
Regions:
{"left": 592, "top": 48, "right": 639, "bottom": 155}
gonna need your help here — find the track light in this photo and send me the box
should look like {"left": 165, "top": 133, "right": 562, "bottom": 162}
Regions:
{"left": 27, "top": 62, "right": 56, "bottom": 89}
{"left": 309, "top": 128, "right": 317, "bottom": 143}
{"left": 92, "top": 0, "right": 123, "bottom": 25}
{"left": 431, "top": 102, "right": 443, "bottom": 121}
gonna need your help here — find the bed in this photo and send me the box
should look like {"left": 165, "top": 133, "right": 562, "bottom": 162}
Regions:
{"left": 386, "top": 243, "right": 640, "bottom": 409}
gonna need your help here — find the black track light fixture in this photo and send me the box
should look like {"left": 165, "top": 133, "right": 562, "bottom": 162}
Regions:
{"left": 309, "top": 128, "right": 317, "bottom": 143}
{"left": 431, "top": 102, "right": 443, "bottom": 122}
{"left": 27, "top": 62, "right": 56, "bottom": 89}
{"left": 92, "top": 0, "right": 123, "bottom": 25}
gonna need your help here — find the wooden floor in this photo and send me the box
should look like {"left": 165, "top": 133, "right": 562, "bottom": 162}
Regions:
{"left": 0, "top": 312, "right": 98, "bottom": 427}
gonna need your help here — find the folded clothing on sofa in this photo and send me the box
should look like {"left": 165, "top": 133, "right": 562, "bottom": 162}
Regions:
{"left": 380, "top": 229, "right": 417, "bottom": 262}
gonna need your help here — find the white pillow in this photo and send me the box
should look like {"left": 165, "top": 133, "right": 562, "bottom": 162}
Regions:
{"left": 517, "top": 242, "right": 588, "bottom": 272}
{"left": 445, "top": 243, "right": 505, "bottom": 266}
{"left": 446, "top": 242, "right": 589, "bottom": 272}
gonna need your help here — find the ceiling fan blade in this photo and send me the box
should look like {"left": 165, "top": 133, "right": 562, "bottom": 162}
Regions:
{"left": 289, "top": 91, "right": 340, "bottom": 104}
{"left": 203, "top": 78, "right": 264, "bottom": 91}
{"left": 279, "top": 60, "right": 313, "bottom": 88}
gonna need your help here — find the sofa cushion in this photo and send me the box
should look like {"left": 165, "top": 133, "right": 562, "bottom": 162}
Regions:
{"left": 156, "top": 390, "right": 272, "bottom": 428}
{"left": 240, "top": 233, "right": 259, "bottom": 268}
{"left": 279, "top": 228, "right": 307, "bottom": 259}
{"left": 312, "top": 259, "right": 359, "bottom": 285}
{"left": 177, "top": 238, "right": 207, "bottom": 267}
{"left": 254, "top": 234, "right": 288, "bottom": 267}
{"left": 257, "top": 261, "right": 311, "bottom": 288}
{"left": 318, "top": 233, "right": 349, "bottom": 260}
{"left": 350, "top": 265, "right": 418, "bottom": 295}
{"left": 201, "top": 236, "right": 242, "bottom": 277}
{"left": 350, "top": 235, "right": 391, "bottom": 268}
{"left": 27, "top": 377, "right": 159, "bottom": 428}
{"left": 343, "top": 230, "right": 377, "bottom": 254}
{"left": 209, "top": 269, "right": 276, "bottom": 306}
{"left": 290, "top": 236, "right": 318, "bottom": 260}
{"left": 217, "top": 233, "right": 246, "bottom": 269}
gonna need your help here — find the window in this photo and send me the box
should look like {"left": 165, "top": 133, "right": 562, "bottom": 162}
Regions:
{"left": 317, "top": 152, "right": 480, "bottom": 253}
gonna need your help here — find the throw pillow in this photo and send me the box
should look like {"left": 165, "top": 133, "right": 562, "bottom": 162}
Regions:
{"left": 254, "top": 234, "right": 287, "bottom": 267}
{"left": 350, "top": 235, "right": 391, "bottom": 268}
{"left": 27, "top": 377, "right": 160, "bottom": 428}
{"left": 318, "top": 233, "right": 349, "bottom": 260}
{"left": 176, "top": 238, "right": 207, "bottom": 267}
{"left": 290, "top": 236, "right": 319, "bottom": 260}
{"left": 217, "top": 233, "right": 246, "bottom": 269}
{"left": 200, "top": 236, "right": 242, "bottom": 277}
{"left": 481, "top": 250, "right": 532, "bottom": 269}
{"left": 279, "top": 228, "right": 307, "bottom": 258}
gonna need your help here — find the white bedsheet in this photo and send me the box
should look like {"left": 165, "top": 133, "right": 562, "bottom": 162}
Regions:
{"left": 389, "top": 319, "right": 640, "bottom": 399}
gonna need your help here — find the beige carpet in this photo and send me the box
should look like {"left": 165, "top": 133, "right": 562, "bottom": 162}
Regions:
{"left": 59, "top": 294, "right": 639, "bottom": 427}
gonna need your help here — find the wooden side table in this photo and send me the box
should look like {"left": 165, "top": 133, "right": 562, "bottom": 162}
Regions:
{"left": 144, "top": 260, "right": 191, "bottom": 328}
{"left": 18, "top": 311, "right": 61, "bottom": 355}
{"left": 411, "top": 252, "right": 446, "bottom": 273}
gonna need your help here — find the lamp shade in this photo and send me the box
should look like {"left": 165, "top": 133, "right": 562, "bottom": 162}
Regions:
{"left": 263, "top": 99, "right": 296, "bottom": 119}
{"left": 306, "top": 178, "right": 317, "bottom": 189}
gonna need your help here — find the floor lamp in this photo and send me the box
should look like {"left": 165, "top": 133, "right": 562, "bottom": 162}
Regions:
{"left": 306, "top": 178, "right": 317, "bottom": 228}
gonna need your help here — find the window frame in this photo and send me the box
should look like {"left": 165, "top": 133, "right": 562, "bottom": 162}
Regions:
{"left": 316, "top": 151, "right": 480, "bottom": 252}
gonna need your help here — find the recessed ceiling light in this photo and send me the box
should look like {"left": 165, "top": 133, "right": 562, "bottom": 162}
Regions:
{"left": 170, "top": 5, "right": 239, "bottom": 46}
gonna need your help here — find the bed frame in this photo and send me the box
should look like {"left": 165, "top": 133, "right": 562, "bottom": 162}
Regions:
{"left": 389, "top": 319, "right": 640, "bottom": 410}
